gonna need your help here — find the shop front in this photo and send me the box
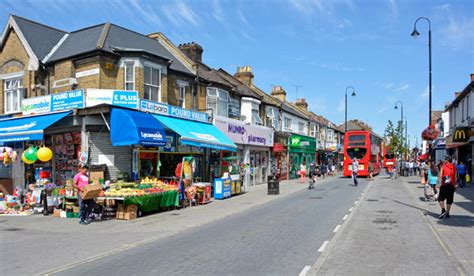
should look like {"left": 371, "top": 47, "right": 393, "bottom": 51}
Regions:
{"left": 272, "top": 131, "right": 290, "bottom": 180}
{"left": 288, "top": 134, "right": 316, "bottom": 179}
{"left": 213, "top": 116, "right": 274, "bottom": 189}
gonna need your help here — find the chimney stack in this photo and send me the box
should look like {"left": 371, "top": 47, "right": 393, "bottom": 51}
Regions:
{"left": 470, "top": 73, "right": 474, "bottom": 82}
{"left": 454, "top": 92, "right": 461, "bottom": 98}
{"left": 178, "top": 42, "right": 203, "bottom": 63}
{"left": 295, "top": 98, "right": 308, "bottom": 110}
{"left": 271, "top": 86, "right": 286, "bottom": 102}
{"left": 234, "top": 66, "right": 254, "bottom": 86}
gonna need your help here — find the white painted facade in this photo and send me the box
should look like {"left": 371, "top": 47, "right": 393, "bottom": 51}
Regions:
{"left": 281, "top": 111, "right": 308, "bottom": 135}
{"left": 240, "top": 97, "right": 261, "bottom": 125}
{"left": 448, "top": 89, "right": 473, "bottom": 134}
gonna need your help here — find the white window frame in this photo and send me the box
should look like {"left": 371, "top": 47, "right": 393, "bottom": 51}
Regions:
{"left": 144, "top": 64, "right": 162, "bottom": 102}
{"left": 284, "top": 117, "right": 292, "bottom": 130}
{"left": 124, "top": 61, "right": 135, "bottom": 91}
{"left": 178, "top": 85, "right": 186, "bottom": 108}
{"left": 310, "top": 123, "right": 316, "bottom": 137}
{"left": 3, "top": 77, "right": 23, "bottom": 114}
{"left": 467, "top": 95, "right": 470, "bottom": 119}
{"left": 206, "top": 87, "right": 229, "bottom": 117}
{"left": 298, "top": 122, "right": 305, "bottom": 133}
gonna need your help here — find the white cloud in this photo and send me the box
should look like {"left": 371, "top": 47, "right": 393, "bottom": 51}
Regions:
{"left": 420, "top": 86, "right": 429, "bottom": 99}
{"left": 129, "top": 0, "right": 161, "bottom": 27}
{"left": 319, "top": 62, "right": 364, "bottom": 72}
{"left": 435, "top": 4, "right": 474, "bottom": 51}
{"left": 383, "top": 82, "right": 394, "bottom": 89}
{"left": 393, "top": 84, "right": 409, "bottom": 92}
{"left": 237, "top": 8, "right": 248, "bottom": 25}
{"left": 288, "top": 0, "right": 354, "bottom": 29}
{"left": 162, "top": 1, "right": 200, "bottom": 27}
{"left": 388, "top": 0, "right": 398, "bottom": 17}
{"left": 212, "top": 0, "right": 225, "bottom": 23}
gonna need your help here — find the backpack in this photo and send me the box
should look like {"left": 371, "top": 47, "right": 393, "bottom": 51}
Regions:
{"left": 442, "top": 164, "right": 454, "bottom": 185}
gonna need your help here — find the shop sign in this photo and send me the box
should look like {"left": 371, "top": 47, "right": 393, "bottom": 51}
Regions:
{"left": 273, "top": 143, "right": 285, "bottom": 153}
{"left": 214, "top": 115, "right": 274, "bottom": 147}
{"left": 140, "top": 99, "right": 209, "bottom": 122}
{"left": 168, "top": 105, "right": 209, "bottom": 122}
{"left": 453, "top": 127, "right": 469, "bottom": 143}
{"left": 228, "top": 97, "right": 241, "bottom": 118}
{"left": 21, "top": 90, "right": 85, "bottom": 115}
{"left": 161, "top": 132, "right": 176, "bottom": 152}
{"left": 140, "top": 100, "right": 168, "bottom": 115}
{"left": 21, "top": 95, "right": 51, "bottom": 115}
{"left": 75, "top": 68, "right": 99, "bottom": 78}
{"left": 51, "top": 90, "right": 84, "bottom": 111}
{"left": 435, "top": 138, "right": 446, "bottom": 148}
{"left": 289, "top": 134, "right": 316, "bottom": 151}
{"left": 86, "top": 89, "right": 138, "bottom": 109}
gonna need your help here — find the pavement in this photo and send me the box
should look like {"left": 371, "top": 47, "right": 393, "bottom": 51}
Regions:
{"left": 0, "top": 174, "right": 341, "bottom": 275}
{"left": 310, "top": 174, "right": 474, "bottom": 276}
{"left": 52, "top": 174, "right": 368, "bottom": 276}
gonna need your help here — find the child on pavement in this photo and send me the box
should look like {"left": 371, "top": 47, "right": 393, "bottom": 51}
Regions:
{"left": 427, "top": 163, "right": 439, "bottom": 197}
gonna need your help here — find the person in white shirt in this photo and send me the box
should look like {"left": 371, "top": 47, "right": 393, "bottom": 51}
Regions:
{"left": 352, "top": 158, "right": 359, "bottom": 186}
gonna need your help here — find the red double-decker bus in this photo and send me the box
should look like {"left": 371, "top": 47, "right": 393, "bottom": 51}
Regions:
{"left": 383, "top": 145, "right": 396, "bottom": 170}
{"left": 343, "top": 130, "right": 382, "bottom": 177}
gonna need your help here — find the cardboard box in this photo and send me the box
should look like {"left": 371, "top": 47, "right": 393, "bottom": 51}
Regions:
{"left": 72, "top": 206, "right": 80, "bottom": 213}
{"left": 79, "top": 184, "right": 103, "bottom": 200}
{"left": 116, "top": 205, "right": 137, "bottom": 220}
{"left": 89, "top": 171, "right": 104, "bottom": 185}
{"left": 125, "top": 204, "right": 138, "bottom": 212}
{"left": 53, "top": 208, "right": 61, "bottom": 217}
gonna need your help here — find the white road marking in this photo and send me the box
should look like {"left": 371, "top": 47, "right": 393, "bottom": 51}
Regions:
{"left": 354, "top": 201, "right": 359, "bottom": 205}
{"left": 333, "top": 225, "right": 341, "bottom": 233}
{"left": 343, "top": 214, "right": 349, "bottom": 221}
{"left": 349, "top": 207, "right": 353, "bottom": 212}
{"left": 318, "top": 241, "right": 330, "bottom": 252}
{"left": 299, "top": 265, "right": 311, "bottom": 276}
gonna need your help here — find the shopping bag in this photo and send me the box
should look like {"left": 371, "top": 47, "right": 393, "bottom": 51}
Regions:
{"left": 466, "top": 174, "right": 471, "bottom": 183}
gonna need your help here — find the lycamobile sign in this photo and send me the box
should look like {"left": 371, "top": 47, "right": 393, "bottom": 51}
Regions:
{"left": 21, "top": 90, "right": 84, "bottom": 115}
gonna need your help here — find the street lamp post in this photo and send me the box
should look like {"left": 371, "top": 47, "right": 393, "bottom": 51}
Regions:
{"left": 394, "top": 101, "right": 404, "bottom": 157}
{"left": 344, "top": 86, "right": 356, "bottom": 133}
{"left": 411, "top": 17, "right": 432, "bottom": 125}
{"left": 403, "top": 116, "right": 408, "bottom": 159}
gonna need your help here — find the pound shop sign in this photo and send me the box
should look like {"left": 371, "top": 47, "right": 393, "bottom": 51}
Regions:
{"left": 86, "top": 89, "right": 138, "bottom": 109}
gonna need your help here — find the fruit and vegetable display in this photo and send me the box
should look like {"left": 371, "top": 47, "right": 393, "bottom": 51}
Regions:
{"left": 103, "top": 178, "right": 178, "bottom": 198}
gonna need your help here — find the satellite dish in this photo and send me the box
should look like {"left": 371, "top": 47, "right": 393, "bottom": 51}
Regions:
{"left": 241, "top": 115, "right": 247, "bottom": 121}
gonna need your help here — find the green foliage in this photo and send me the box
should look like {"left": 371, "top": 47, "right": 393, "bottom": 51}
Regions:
{"left": 384, "top": 120, "right": 408, "bottom": 157}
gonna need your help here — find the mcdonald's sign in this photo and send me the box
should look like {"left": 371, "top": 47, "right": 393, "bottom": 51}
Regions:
{"left": 453, "top": 127, "right": 469, "bottom": 142}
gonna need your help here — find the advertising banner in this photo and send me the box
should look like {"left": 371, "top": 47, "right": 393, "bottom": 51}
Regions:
{"left": 21, "top": 90, "right": 84, "bottom": 115}
{"left": 140, "top": 99, "right": 209, "bottom": 122}
{"left": 213, "top": 115, "right": 274, "bottom": 147}
{"left": 289, "top": 134, "right": 316, "bottom": 153}
{"left": 86, "top": 89, "right": 138, "bottom": 109}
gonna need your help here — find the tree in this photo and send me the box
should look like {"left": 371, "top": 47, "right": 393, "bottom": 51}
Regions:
{"left": 384, "top": 120, "right": 407, "bottom": 158}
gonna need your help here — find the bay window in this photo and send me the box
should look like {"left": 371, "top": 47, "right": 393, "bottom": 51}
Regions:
{"left": 144, "top": 65, "right": 161, "bottom": 102}
{"left": 207, "top": 88, "right": 228, "bottom": 117}
{"left": 4, "top": 77, "right": 23, "bottom": 113}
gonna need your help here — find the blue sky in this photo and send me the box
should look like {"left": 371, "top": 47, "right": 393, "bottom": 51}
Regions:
{"left": 1, "top": 0, "right": 473, "bottom": 147}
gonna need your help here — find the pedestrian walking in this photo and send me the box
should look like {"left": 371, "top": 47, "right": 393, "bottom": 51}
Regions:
{"left": 438, "top": 157, "right": 457, "bottom": 219}
{"left": 368, "top": 162, "right": 374, "bottom": 181}
{"left": 456, "top": 161, "right": 467, "bottom": 188}
{"left": 427, "top": 163, "right": 439, "bottom": 198}
{"left": 422, "top": 161, "right": 430, "bottom": 184}
{"left": 308, "top": 162, "right": 317, "bottom": 189}
{"left": 321, "top": 163, "right": 328, "bottom": 179}
{"left": 299, "top": 161, "right": 307, "bottom": 183}
{"left": 352, "top": 158, "right": 359, "bottom": 186}
{"left": 73, "top": 164, "right": 94, "bottom": 225}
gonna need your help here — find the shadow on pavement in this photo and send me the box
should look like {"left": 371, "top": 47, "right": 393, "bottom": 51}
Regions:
{"left": 392, "top": 199, "right": 474, "bottom": 228}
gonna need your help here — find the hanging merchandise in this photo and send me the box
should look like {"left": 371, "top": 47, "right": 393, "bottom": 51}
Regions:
{"left": 37, "top": 146, "right": 53, "bottom": 162}
{"left": 22, "top": 152, "right": 35, "bottom": 164}
{"left": 24, "top": 146, "right": 38, "bottom": 162}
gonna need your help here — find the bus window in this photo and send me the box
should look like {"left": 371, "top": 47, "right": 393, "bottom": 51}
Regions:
{"left": 348, "top": 135, "right": 365, "bottom": 141}
{"left": 347, "top": 148, "right": 367, "bottom": 160}
{"left": 384, "top": 154, "right": 394, "bottom": 159}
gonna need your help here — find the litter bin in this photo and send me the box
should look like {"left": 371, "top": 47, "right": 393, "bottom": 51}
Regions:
{"left": 267, "top": 175, "right": 279, "bottom": 195}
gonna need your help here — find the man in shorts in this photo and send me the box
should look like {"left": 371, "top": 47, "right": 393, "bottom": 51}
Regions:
{"left": 438, "top": 156, "right": 457, "bottom": 219}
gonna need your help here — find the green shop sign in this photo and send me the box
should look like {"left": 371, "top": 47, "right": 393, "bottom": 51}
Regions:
{"left": 289, "top": 134, "right": 316, "bottom": 153}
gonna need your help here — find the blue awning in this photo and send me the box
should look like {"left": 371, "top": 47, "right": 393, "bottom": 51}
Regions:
{"left": 0, "top": 111, "right": 72, "bottom": 142}
{"left": 152, "top": 114, "right": 237, "bottom": 151}
{"left": 110, "top": 108, "right": 166, "bottom": 146}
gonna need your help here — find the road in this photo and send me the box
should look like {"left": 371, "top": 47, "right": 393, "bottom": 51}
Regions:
{"left": 54, "top": 176, "right": 369, "bottom": 276}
